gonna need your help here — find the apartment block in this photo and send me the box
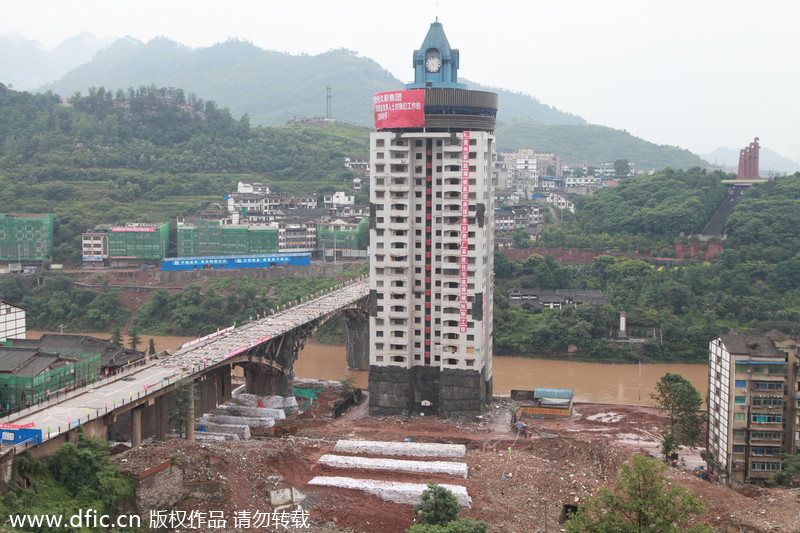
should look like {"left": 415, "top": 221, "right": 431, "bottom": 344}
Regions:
{"left": 708, "top": 332, "right": 800, "bottom": 486}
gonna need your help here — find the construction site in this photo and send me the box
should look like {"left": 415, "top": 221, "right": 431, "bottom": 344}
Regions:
{"left": 112, "top": 380, "right": 800, "bottom": 533}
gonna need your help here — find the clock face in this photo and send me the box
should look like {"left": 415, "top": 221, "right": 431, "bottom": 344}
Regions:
{"left": 425, "top": 56, "right": 441, "bottom": 73}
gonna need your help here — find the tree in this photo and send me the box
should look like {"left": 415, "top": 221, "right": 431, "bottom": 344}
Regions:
{"left": 768, "top": 453, "right": 800, "bottom": 486}
{"left": 614, "top": 158, "right": 630, "bottom": 177}
{"left": 651, "top": 373, "right": 704, "bottom": 457}
{"left": 168, "top": 379, "right": 194, "bottom": 438}
{"left": 148, "top": 338, "right": 156, "bottom": 356}
{"left": 565, "top": 455, "right": 711, "bottom": 533}
{"left": 408, "top": 518, "right": 488, "bottom": 533}
{"left": 407, "top": 482, "right": 488, "bottom": 533}
{"left": 413, "top": 482, "right": 460, "bottom": 526}
{"left": 110, "top": 326, "right": 122, "bottom": 346}
{"left": 128, "top": 328, "right": 140, "bottom": 350}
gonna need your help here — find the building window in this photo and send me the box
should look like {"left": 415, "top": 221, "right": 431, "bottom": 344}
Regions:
{"left": 734, "top": 396, "right": 746, "bottom": 405}
{"left": 734, "top": 413, "right": 746, "bottom": 421}
{"left": 750, "top": 462, "right": 781, "bottom": 471}
{"left": 735, "top": 380, "right": 747, "bottom": 388}
{"left": 732, "top": 445, "right": 745, "bottom": 453}
{"left": 751, "top": 413, "right": 782, "bottom": 424}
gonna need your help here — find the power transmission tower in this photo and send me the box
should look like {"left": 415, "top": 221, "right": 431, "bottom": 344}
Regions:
{"left": 326, "top": 85, "right": 332, "bottom": 119}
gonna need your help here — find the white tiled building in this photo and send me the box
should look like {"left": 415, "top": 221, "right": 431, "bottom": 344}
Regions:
{"left": 0, "top": 301, "right": 25, "bottom": 342}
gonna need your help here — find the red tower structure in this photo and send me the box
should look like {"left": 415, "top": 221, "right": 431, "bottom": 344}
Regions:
{"left": 737, "top": 137, "right": 761, "bottom": 180}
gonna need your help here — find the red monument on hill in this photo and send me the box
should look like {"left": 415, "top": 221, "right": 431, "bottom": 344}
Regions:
{"left": 737, "top": 137, "right": 761, "bottom": 179}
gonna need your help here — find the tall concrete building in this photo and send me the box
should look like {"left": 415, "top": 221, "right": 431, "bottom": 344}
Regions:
{"left": 367, "top": 21, "right": 498, "bottom": 419}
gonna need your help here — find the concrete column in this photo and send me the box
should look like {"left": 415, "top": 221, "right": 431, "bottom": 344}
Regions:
{"left": 155, "top": 395, "right": 167, "bottom": 439}
{"left": 131, "top": 407, "right": 142, "bottom": 448}
{"left": 185, "top": 382, "right": 195, "bottom": 442}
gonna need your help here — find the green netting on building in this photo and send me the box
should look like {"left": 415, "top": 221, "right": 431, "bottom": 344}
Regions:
{"left": 247, "top": 227, "right": 279, "bottom": 254}
{"left": 0, "top": 354, "right": 100, "bottom": 410}
{"left": 178, "top": 226, "right": 200, "bottom": 256}
{"left": 177, "top": 220, "right": 278, "bottom": 256}
{"left": 0, "top": 213, "right": 54, "bottom": 261}
{"left": 108, "top": 224, "right": 169, "bottom": 260}
{"left": 318, "top": 219, "right": 367, "bottom": 250}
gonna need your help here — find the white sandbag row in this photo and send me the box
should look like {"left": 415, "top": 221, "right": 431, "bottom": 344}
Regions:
{"left": 215, "top": 404, "right": 285, "bottom": 420}
{"left": 333, "top": 440, "right": 466, "bottom": 458}
{"left": 195, "top": 432, "right": 240, "bottom": 442}
{"left": 318, "top": 454, "right": 468, "bottom": 478}
{"left": 308, "top": 476, "right": 470, "bottom": 507}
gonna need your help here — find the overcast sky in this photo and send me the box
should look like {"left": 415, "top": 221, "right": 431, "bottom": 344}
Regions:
{"left": 3, "top": 0, "right": 798, "bottom": 163}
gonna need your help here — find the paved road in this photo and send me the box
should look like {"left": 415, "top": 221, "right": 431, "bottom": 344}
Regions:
{"left": 4, "top": 280, "right": 369, "bottom": 445}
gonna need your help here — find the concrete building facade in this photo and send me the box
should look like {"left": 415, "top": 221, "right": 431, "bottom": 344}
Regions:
{"left": 368, "top": 21, "right": 497, "bottom": 419}
{"left": 708, "top": 332, "right": 800, "bottom": 486}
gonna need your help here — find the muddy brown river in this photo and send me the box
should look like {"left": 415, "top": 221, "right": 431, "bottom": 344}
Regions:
{"left": 29, "top": 331, "right": 708, "bottom": 406}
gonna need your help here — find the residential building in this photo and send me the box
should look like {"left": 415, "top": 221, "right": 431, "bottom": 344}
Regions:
{"left": 547, "top": 191, "right": 575, "bottom": 213}
{"left": 368, "top": 21, "right": 496, "bottom": 419}
{"left": 707, "top": 332, "right": 800, "bottom": 487}
{"left": 344, "top": 156, "right": 369, "bottom": 174}
{"left": 0, "top": 301, "right": 25, "bottom": 342}
{"left": 323, "top": 191, "right": 355, "bottom": 208}
{"left": 236, "top": 181, "right": 270, "bottom": 195}
{"left": 106, "top": 223, "right": 170, "bottom": 266}
{"left": 508, "top": 288, "right": 607, "bottom": 309}
{"left": 81, "top": 231, "right": 109, "bottom": 266}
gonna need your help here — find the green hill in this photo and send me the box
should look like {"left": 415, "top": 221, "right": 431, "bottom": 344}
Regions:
{"left": 0, "top": 83, "right": 370, "bottom": 262}
{"left": 496, "top": 121, "right": 707, "bottom": 170}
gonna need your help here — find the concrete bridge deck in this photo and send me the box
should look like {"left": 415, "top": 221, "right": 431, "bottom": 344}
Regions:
{"left": 2, "top": 279, "right": 369, "bottom": 450}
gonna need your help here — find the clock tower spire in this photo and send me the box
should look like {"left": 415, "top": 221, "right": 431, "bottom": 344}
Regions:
{"left": 407, "top": 20, "right": 465, "bottom": 89}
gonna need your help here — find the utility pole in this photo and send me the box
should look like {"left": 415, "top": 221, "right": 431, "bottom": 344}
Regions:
{"left": 638, "top": 360, "right": 642, "bottom": 407}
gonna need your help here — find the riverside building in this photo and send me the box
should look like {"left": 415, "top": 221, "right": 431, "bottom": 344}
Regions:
{"left": 368, "top": 21, "right": 497, "bottom": 419}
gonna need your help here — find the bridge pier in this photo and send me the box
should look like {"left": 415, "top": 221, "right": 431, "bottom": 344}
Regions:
{"left": 344, "top": 308, "right": 370, "bottom": 371}
{"left": 186, "top": 382, "right": 195, "bottom": 442}
{"left": 131, "top": 407, "right": 143, "bottom": 448}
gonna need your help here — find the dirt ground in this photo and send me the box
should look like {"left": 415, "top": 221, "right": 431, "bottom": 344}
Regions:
{"left": 112, "top": 382, "right": 800, "bottom": 533}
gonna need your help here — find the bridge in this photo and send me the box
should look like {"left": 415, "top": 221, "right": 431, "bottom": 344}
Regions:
{"left": 0, "top": 279, "right": 369, "bottom": 466}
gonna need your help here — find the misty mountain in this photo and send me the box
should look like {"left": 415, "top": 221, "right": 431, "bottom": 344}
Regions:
{"left": 0, "top": 34, "right": 725, "bottom": 169}
{"left": 36, "top": 37, "right": 585, "bottom": 129}
{"left": 699, "top": 146, "right": 800, "bottom": 175}
{"left": 0, "top": 32, "right": 115, "bottom": 90}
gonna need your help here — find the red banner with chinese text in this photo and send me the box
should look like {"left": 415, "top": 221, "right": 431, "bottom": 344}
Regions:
{"left": 373, "top": 90, "right": 425, "bottom": 129}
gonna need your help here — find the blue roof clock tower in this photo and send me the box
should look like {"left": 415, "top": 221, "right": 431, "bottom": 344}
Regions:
{"left": 407, "top": 20, "right": 466, "bottom": 89}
